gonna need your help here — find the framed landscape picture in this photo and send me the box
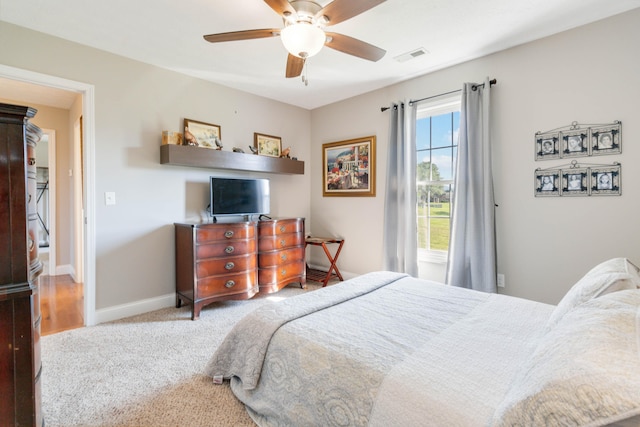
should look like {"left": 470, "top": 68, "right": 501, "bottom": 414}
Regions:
{"left": 322, "top": 136, "right": 376, "bottom": 197}
{"left": 254, "top": 133, "right": 282, "bottom": 157}
{"left": 184, "top": 118, "right": 221, "bottom": 148}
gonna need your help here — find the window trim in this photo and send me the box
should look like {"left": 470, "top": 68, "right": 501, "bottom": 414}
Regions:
{"left": 416, "top": 94, "right": 461, "bottom": 263}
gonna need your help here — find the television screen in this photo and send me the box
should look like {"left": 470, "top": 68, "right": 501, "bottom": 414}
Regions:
{"left": 210, "top": 177, "right": 270, "bottom": 217}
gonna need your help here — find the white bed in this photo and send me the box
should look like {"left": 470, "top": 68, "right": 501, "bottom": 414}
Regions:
{"left": 206, "top": 258, "right": 640, "bottom": 426}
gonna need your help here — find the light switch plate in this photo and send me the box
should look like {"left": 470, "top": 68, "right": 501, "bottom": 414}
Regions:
{"left": 105, "top": 192, "right": 116, "bottom": 205}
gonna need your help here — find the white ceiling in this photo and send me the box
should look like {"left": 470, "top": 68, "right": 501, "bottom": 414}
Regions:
{"left": 1, "top": 0, "right": 639, "bottom": 110}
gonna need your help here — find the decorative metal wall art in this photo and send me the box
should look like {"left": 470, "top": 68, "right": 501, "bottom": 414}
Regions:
{"left": 535, "top": 120, "right": 621, "bottom": 160}
{"left": 535, "top": 160, "right": 621, "bottom": 197}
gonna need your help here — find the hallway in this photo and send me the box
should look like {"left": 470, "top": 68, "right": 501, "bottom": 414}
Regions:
{"left": 40, "top": 275, "right": 84, "bottom": 336}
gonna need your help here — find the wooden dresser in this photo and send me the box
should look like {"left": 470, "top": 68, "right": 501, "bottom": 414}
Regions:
{"left": 0, "top": 103, "right": 44, "bottom": 426}
{"left": 257, "top": 218, "right": 306, "bottom": 293}
{"left": 174, "top": 222, "right": 258, "bottom": 320}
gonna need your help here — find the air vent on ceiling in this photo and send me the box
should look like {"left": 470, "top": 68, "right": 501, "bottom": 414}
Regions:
{"left": 394, "top": 48, "right": 429, "bottom": 63}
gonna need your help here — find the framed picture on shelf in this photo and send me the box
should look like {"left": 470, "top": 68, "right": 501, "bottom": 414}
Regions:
{"left": 590, "top": 164, "right": 621, "bottom": 196}
{"left": 534, "top": 169, "right": 560, "bottom": 197}
{"left": 535, "top": 131, "right": 560, "bottom": 160}
{"left": 561, "top": 168, "right": 589, "bottom": 196}
{"left": 254, "top": 133, "right": 282, "bottom": 157}
{"left": 560, "top": 129, "right": 589, "bottom": 158}
{"left": 184, "top": 118, "right": 221, "bottom": 148}
{"left": 590, "top": 122, "right": 621, "bottom": 156}
{"left": 322, "top": 136, "right": 376, "bottom": 197}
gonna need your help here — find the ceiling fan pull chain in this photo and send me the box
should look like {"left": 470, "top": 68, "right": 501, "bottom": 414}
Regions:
{"left": 302, "top": 58, "right": 309, "bottom": 86}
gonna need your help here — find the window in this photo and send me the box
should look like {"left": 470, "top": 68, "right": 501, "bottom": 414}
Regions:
{"left": 416, "top": 96, "right": 460, "bottom": 263}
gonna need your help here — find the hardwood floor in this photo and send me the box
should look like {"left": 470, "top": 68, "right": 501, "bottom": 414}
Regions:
{"left": 39, "top": 274, "right": 84, "bottom": 336}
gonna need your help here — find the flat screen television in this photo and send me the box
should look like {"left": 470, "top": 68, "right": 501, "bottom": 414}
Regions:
{"left": 209, "top": 177, "right": 270, "bottom": 218}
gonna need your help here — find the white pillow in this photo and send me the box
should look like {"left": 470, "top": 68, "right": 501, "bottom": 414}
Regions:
{"left": 492, "top": 289, "right": 640, "bottom": 427}
{"left": 545, "top": 257, "right": 640, "bottom": 330}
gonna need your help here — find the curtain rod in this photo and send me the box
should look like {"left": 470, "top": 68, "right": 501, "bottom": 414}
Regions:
{"left": 380, "top": 78, "right": 497, "bottom": 112}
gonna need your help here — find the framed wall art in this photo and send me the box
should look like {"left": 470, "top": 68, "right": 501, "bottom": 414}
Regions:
{"left": 535, "top": 131, "right": 560, "bottom": 160}
{"left": 560, "top": 129, "right": 589, "bottom": 158}
{"left": 535, "top": 161, "right": 621, "bottom": 197}
{"left": 590, "top": 164, "right": 621, "bottom": 196}
{"left": 561, "top": 168, "right": 589, "bottom": 196}
{"left": 322, "top": 136, "right": 376, "bottom": 197}
{"left": 534, "top": 169, "right": 560, "bottom": 197}
{"left": 590, "top": 122, "right": 621, "bottom": 156}
{"left": 254, "top": 133, "right": 282, "bottom": 157}
{"left": 184, "top": 118, "right": 221, "bottom": 148}
{"left": 535, "top": 120, "right": 621, "bottom": 160}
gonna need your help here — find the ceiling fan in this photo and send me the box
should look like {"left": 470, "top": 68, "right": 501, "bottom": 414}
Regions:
{"left": 203, "top": 0, "right": 387, "bottom": 83}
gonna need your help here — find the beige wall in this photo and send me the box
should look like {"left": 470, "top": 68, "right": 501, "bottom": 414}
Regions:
{"left": 0, "top": 21, "right": 311, "bottom": 313}
{"left": 311, "top": 9, "right": 640, "bottom": 304}
{"left": 1, "top": 8, "right": 639, "bottom": 317}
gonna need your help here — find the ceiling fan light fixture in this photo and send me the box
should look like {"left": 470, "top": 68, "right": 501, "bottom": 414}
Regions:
{"left": 280, "top": 22, "right": 325, "bottom": 58}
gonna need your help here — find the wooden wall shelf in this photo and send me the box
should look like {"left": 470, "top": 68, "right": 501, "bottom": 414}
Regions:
{"left": 160, "top": 144, "right": 304, "bottom": 175}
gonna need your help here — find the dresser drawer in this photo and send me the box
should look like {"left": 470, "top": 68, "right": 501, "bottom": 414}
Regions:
{"left": 258, "top": 233, "right": 305, "bottom": 252}
{"left": 258, "top": 247, "right": 305, "bottom": 268}
{"left": 196, "top": 223, "right": 255, "bottom": 243}
{"left": 196, "top": 254, "right": 256, "bottom": 278}
{"left": 258, "top": 218, "right": 304, "bottom": 237}
{"left": 196, "top": 239, "right": 256, "bottom": 259}
{"left": 196, "top": 271, "right": 257, "bottom": 299}
{"left": 258, "top": 262, "right": 306, "bottom": 286}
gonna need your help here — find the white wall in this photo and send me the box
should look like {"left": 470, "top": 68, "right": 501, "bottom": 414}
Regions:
{"left": 310, "top": 9, "right": 640, "bottom": 304}
{"left": 0, "top": 21, "right": 311, "bottom": 312}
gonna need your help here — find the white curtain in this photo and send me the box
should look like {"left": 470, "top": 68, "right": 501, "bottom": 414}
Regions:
{"left": 383, "top": 101, "right": 418, "bottom": 276}
{"left": 445, "top": 79, "right": 497, "bottom": 292}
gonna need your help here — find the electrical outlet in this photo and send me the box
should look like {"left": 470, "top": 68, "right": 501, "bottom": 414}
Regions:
{"left": 497, "top": 273, "right": 505, "bottom": 288}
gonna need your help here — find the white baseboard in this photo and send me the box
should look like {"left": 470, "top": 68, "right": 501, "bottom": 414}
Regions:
{"left": 55, "top": 264, "right": 75, "bottom": 278}
{"left": 94, "top": 293, "right": 176, "bottom": 324}
{"left": 93, "top": 267, "right": 360, "bottom": 325}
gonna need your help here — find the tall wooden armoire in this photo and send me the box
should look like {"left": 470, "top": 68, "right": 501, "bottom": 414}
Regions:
{"left": 0, "top": 103, "right": 44, "bottom": 426}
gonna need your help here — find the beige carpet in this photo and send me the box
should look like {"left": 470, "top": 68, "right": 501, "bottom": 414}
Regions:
{"left": 41, "top": 282, "right": 323, "bottom": 427}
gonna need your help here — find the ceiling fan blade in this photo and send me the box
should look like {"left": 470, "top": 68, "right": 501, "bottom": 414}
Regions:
{"left": 325, "top": 32, "right": 386, "bottom": 62}
{"left": 204, "top": 29, "right": 280, "bottom": 43}
{"left": 286, "top": 54, "right": 304, "bottom": 78}
{"left": 317, "top": 0, "right": 386, "bottom": 26}
{"left": 264, "top": 0, "right": 296, "bottom": 18}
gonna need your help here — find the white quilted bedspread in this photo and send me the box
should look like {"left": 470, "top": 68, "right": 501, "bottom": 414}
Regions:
{"left": 206, "top": 272, "right": 554, "bottom": 426}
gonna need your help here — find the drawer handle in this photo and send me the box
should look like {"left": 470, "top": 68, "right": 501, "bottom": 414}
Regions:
{"left": 225, "top": 280, "right": 236, "bottom": 288}
{"left": 280, "top": 239, "right": 286, "bottom": 247}
{"left": 280, "top": 253, "right": 287, "bottom": 261}
{"left": 225, "top": 262, "right": 235, "bottom": 270}
{"left": 28, "top": 194, "right": 32, "bottom": 203}
{"left": 281, "top": 269, "right": 286, "bottom": 276}
{"left": 225, "top": 246, "right": 235, "bottom": 254}
{"left": 224, "top": 230, "right": 234, "bottom": 238}
{"left": 28, "top": 237, "right": 34, "bottom": 251}
{"left": 279, "top": 225, "right": 286, "bottom": 233}
{"left": 28, "top": 158, "right": 36, "bottom": 165}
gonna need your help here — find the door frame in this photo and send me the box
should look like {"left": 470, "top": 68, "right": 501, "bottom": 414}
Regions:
{"left": 40, "top": 128, "right": 57, "bottom": 275}
{"left": 0, "top": 64, "right": 97, "bottom": 326}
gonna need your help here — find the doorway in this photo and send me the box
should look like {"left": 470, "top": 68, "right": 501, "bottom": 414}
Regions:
{"left": 0, "top": 64, "right": 96, "bottom": 327}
